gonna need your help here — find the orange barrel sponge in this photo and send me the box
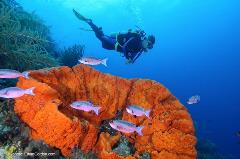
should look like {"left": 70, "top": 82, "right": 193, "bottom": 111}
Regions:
{"left": 14, "top": 64, "right": 196, "bottom": 159}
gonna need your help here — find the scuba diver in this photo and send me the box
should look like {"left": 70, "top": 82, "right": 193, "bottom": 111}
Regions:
{"left": 73, "top": 9, "right": 155, "bottom": 64}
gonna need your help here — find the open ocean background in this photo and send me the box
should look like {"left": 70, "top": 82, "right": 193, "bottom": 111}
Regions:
{"left": 17, "top": 0, "right": 240, "bottom": 158}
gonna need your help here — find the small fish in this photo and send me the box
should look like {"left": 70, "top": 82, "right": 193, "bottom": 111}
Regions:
{"left": 126, "top": 105, "right": 151, "bottom": 118}
{"left": 109, "top": 119, "right": 144, "bottom": 136}
{"left": 70, "top": 101, "right": 101, "bottom": 115}
{"left": 0, "top": 69, "right": 29, "bottom": 79}
{"left": 79, "top": 57, "right": 108, "bottom": 67}
{"left": 0, "top": 87, "right": 35, "bottom": 98}
{"left": 187, "top": 95, "right": 200, "bottom": 105}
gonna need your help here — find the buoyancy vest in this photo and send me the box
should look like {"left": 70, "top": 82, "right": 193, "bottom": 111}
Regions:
{"left": 114, "top": 31, "right": 142, "bottom": 54}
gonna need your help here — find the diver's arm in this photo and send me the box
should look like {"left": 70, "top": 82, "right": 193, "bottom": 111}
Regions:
{"left": 125, "top": 50, "right": 143, "bottom": 64}
{"left": 125, "top": 53, "right": 134, "bottom": 64}
{"left": 131, "top": 50, "right": 143, "bottom": 63}
{"left": 122, "top": 37, "right": 135, "bottom": 58}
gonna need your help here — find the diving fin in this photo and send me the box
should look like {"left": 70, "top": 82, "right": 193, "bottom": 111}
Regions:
{"left": 73, "top": 9, "right": 89, "bottom": 22}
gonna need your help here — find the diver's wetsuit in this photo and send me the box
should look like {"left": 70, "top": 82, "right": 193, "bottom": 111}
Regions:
{"left": 86, "top": 20, "right": 143, "bottom": 62}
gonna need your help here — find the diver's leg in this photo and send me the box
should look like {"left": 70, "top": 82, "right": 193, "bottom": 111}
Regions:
{"left": 100, "top": 36, "right": 116, "bottom": 50}
{"left": 86, "top": 20, "right": 104, "bottom": 40}
{"left": 72, "top": 9, "right": 104, "bottom": 40}
{"left": 72, "top": 10, "right": 115, "bottom": 50}
{"left": 84, "top": 20, "right": 115, "bottom": 50}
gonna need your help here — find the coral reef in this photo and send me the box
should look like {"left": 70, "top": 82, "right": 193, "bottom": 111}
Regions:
{"left": 14, "top": 64, "right": 196, "bottom": 159}
{"left": 0, "top": 0, "right": 58, "bottom": 72}
{"left": 59, "top": 44, "right": 84, "bottom": 67}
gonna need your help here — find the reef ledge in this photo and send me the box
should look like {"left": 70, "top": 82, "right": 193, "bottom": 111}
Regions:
{"left": 14, "top": 64, "right": 197, "bottom": 159}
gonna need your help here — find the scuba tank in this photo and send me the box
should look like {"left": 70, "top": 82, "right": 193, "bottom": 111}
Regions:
{"left": 135, "top": 25, "right": 147, "bottom": 40}
{"left": 135, "top": 25, "right": 149, "bottom": 52}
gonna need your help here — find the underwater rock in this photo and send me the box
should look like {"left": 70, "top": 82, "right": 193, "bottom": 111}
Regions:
{"left": 23, "top": 140, "right": 62, "bottom": 159}
{"left": 0, "top": 148, "right": 4, "bottom": 159}
{"left": 71, "top": 147, "right": 98, "bottom": 159}
{"left": 139, "top": 152, "right": 151, "bottom": 159}
{"left": 14, "top": 64, "right": 196, "bottom": 159}
{"left": 0, "top": 99, "right": 22, "bottom": 145}
{"left": 112, "top": 136, "right": 135, "bottom": 157}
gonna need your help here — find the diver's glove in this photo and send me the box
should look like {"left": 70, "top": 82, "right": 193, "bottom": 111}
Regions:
{"left": 125, "top": 59, "right": 133, "bottom": 64}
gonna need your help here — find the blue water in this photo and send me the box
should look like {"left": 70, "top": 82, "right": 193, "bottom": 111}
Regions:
{"left": 18, "top": 0, "right": 240, "bottom": 158}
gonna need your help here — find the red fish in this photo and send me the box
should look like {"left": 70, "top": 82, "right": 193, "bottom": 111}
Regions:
{"left": 79, "top": 57, "right": 108, "bottom": 67}
{"left": 0, "top": 87, "right": 35, "bottom": 98}
{"left": 70, "top": 101, "right": 101, "bottom": 115}
{"left": 0, "top": 69, "right": 29, "bottom": 79}
{"left": 126, "top": 105, "right": 151, "bottom": 118}
{"left": 109, "top": 120, "right": 144, "bottom": 136}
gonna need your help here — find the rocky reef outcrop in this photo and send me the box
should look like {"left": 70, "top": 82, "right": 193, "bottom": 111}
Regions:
{"left": 14, "top": 64, "right": 196, "bottom": 159}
